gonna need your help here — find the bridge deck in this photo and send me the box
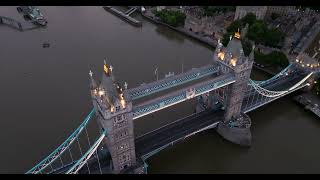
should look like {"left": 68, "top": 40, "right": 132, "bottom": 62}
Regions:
{"left": 135, "top": 110, "right": 224, "bottom": 158}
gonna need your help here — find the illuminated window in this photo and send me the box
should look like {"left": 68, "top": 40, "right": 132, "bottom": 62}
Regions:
{"left": 218, "top": 52, "right": 225, "bottom": 60}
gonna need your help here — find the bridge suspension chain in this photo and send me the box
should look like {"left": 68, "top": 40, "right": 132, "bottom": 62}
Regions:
{"left": 26, "top": 109, "right": 95, "bottom": 174}
{"left": 248, "top": 72, "right": 313, "bottom": 98}
{"left": 66, "top": 131, "right": 106, "bottom": 174}
{"left": 251, "top": 63, "right": 293, "bottom": 85}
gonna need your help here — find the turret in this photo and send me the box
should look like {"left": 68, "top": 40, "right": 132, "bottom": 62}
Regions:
{"left": 90, "top": 60, "right": 138, "bottom": 173}
{"left": 214, "top": 30, "right": 253, "bottom": 147}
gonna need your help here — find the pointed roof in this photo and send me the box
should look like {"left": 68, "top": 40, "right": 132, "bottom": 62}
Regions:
{"left": 100, "top": 70, "right": 118, "bottom": 106}
{"left": 226, "top": 31, "right": 244, "bottom": 59}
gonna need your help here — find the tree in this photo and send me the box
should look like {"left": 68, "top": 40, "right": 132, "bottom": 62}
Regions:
{"left": 241, "top": 13, "right": 257, "bottom": 26}
{"left": 222, "top": 32, "right": 232, "bottom": 46}
{"left": 155, "top": 10, "right": 186, "bottom": 27}
{"left": 271, "top": 13, "right": 280, "bottom": 20}
{"left": 264, "top": 28, "right": 283, "bottom": 47}
{"left": 242, "top": 39, "right": 252, "bottom": 56}
{"left": 254, "top": 51, "right": 289, "bottom": 68}
{"left": 226, "top": 20, "right": 242, "bottom": 33}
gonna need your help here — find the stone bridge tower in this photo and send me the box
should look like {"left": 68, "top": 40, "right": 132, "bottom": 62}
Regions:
{"left": 213, "top": 31, "right": 254, "bottom": 146}
{"left": 89, "top": 62, "right": 143, "bottom": 173}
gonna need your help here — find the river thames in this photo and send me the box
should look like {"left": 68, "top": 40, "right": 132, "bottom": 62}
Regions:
{"left": 0, "top": 6, "right": 319, "bottom": 173}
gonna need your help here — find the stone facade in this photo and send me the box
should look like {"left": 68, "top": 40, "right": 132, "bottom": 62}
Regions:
{"left": 215, "top": 35, "right": 254, "bottom": 121}
{"left": 213, "top": 32, "right": 254, "bottom": 146}
{"left": 89, "top": 63, "right": 137, "bottom": 173}
{"left": 184, "top": 9, "right": 234, "bottom": 40}
{"left": 234, "top": 6, "right": 267, "bottom": 20}
{"left": 266, "top": 6, "right": 296, "bottom": 17}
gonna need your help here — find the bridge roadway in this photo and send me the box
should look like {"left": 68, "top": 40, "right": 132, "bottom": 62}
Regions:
{"left": 135, "top": 109, "right": 224, "bottom": 158}
{"left": 242, "top": 72, "right": 308, "bottom": 113}
{"left": 51, "top": 109, "right": 224, "bottom": 174}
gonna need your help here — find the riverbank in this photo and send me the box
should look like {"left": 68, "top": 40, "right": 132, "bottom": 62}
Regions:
{"left": 141, "top": 10, "right": 217, "bottom": 48}
{"left": 103, "top": 6, "right": 142, "bottom": 27}
{"left": 293, "top": 92, "right": 320, "bottom": 118}
{"left": 141, "top": 9, "right": 287, "bottom": 77}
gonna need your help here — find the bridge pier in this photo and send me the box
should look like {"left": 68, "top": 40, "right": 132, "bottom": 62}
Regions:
{"left": 216, "top": 113, "right": 251, "bottom": 147}
{"left": 213, "top": 31, "right": 254, "bottom": 147}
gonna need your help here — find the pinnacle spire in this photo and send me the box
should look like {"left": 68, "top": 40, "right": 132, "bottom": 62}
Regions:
{"left": 89, "top": 70, "right": 97, "bottom": 89}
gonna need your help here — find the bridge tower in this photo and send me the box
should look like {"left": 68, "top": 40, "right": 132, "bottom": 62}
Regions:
{"left": 213, "top": 30, "right": 254, "bottom": 146}
{"left": 89, "top": 62, "right": 143, "bottom": 174}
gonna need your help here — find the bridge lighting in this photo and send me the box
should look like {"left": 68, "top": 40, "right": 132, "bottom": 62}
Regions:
{"left": 104, "top": 64, "right": 109, "bottom": 74}
{"left": 234, "top": 29, "right": 241, "bottom": 39}
{"left": 306, "top": 83, "right": 310, "bottom": 86}
{"left": 230, "top": 58, "right": 237, "bottom": 67}
{"left": 218, "top": 52, "right": 225, "bottom": 60}
{"left": 314, "top": 81, "right": 317, "bottom": 84}
{"left": 296, "top": 59, "right": 299, "bottom": 62}
{"left": 119, "top": 93, "right": 126, "bottom": 108}
{"left": 120, "top": 99, "right": 126, "bottom": 108}
{"left": 110, "top": 105, "right": 115, "bottom": 112}
{"left": 98, "top": 90, "right": 105, "bottom": 96}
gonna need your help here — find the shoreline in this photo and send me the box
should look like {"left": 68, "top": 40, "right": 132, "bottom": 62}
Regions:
{"left": 140, "top": 12, "right": 282, "bottom": 77}
{"left": 293, "top": 92, "right": 320, "bottom": 118}
{"left": 141, "top": 12, "right": 217, "bottom": 48}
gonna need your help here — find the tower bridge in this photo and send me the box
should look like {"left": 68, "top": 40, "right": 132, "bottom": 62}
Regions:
{"left": 26, "top": 31, "right": 315, "bottom": 174}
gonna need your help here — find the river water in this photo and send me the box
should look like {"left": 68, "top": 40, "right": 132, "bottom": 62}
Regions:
{"left": 0, "top": 6, "right": 319, "bottom": 174}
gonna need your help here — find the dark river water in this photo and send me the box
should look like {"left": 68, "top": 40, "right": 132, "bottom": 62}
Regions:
{"left": 0, "top": 6, "right": 319, "bottom": 174}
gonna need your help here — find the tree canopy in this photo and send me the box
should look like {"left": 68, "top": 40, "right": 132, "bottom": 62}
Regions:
{"left": 155, "top": 10, "right": 186, "bottom": 27}
{"left": 222, "top": 13, "right": 284, "bottom": 48}
{"left": 254, "top": 51, "right": 289, "bottom": 68}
